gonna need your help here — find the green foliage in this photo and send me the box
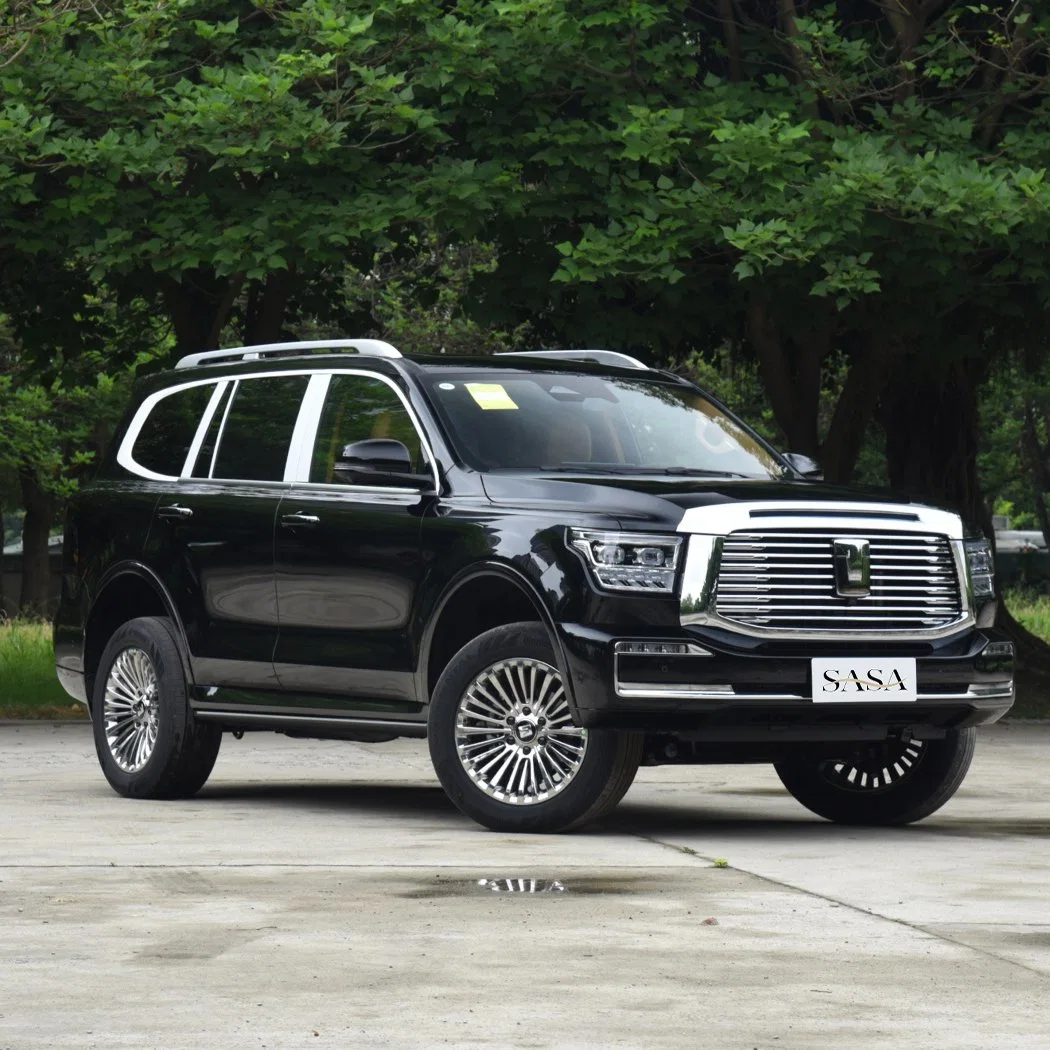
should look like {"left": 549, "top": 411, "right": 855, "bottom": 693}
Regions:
{"left": 1006, "top": 590, "right": 1050, "bottom": 648}
{"left": 334, "top": 232, "right": 534, "bottom": 356}
{"left": 0, "top": 619, "right": 79, "bottom": 716}
{"left": 979, "top": 350, "right": 1050, "bottom": 534}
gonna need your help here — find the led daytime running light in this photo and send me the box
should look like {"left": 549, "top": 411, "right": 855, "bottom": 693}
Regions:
{"left": 964, "top": 538, "right": 996, "bottom": 600}
{"left": 569, "top": 529, "right": 683, "bottom": 594}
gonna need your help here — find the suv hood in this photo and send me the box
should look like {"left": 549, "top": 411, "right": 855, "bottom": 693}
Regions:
{"left": 480, "top": 473, "right": 959, "bottom": 532}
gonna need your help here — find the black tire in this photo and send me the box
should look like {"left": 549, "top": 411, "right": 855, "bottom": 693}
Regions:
{"left": 91, "top": 616, "right": 221, "bottom": 800}
{"left": 428, "top": 622, "right": 642, "bottom": 833}
{"left": 774, "top": 729, "right": 976, "bottom": 826}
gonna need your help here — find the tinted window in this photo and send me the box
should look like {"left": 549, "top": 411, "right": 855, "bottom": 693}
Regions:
{"left": 132, "top": 383, "right": 215, "bottom": 477}
{"left": 310, "top": 374, "right": 424, "bottom": 483}
{"left": 211, "top": 375, "right": 309, "bottom": 481}
{"left": 421, "top": 371, "right": 784, "bottom": 478}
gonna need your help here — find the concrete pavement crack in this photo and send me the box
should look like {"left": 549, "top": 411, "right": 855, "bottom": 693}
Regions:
{"left": 633, "top": 831, "right": 1050, "bottom": 982}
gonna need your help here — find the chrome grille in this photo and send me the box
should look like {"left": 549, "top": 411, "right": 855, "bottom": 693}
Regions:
{"left": 715, "top": 530, "right": 963, "bottom": 632}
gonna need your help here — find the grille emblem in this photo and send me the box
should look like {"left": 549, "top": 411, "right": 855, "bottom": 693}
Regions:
{"left": 833, "top": 539, "right": 871, "bottom": 596}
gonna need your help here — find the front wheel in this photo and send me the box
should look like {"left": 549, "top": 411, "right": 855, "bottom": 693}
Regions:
{"left": 428, "top": 622, "right": 642, "bottom": 833}
{"left": 774, "top": 729, "right": 976, "bottom": 826}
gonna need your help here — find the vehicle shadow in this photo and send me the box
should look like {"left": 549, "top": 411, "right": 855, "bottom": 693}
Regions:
{"left": 198, "top": 781, "right": 458, "bottom": 818}
{"left": 607, "top": 800, "right": 1050, "bottom": 839}
{"left": 193, "top": 783, "right": 1050, "bottom": 838}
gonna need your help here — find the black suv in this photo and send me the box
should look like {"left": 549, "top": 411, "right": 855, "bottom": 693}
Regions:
{"left": 54, "top": 340, "right": 1014, "bottom": 832}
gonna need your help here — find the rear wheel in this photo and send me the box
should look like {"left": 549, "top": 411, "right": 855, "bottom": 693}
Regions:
{"left": 428, "top": 622, "right": 642, "bottom": 832}
{"left": 774, "top": 729, "right": 976, "bottom": 825}
{"left": 91, "top": 616, "right": 221, "bottom": 799}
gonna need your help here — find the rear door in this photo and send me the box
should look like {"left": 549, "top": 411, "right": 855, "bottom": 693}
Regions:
{"left": 141, "top": 372, "right": 309, "bottom": 689}
{"left": 273, "top": 370, "right": 436, "bottom": 709}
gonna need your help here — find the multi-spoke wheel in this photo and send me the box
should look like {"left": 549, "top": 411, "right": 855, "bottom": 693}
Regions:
{"left": 456, "top": 657, "right": 587, "bottom": 806}
{"left": 91, "top": 617, "right": 221, "bottom": 799}
{"left": 429, "top": 622, "right": 642, "bottom": 833}
{"left": 774, "top": 729, "right": 976, "bottom": 826}
{"left": 102, "top": 648, "right": 160, "bottom": 773}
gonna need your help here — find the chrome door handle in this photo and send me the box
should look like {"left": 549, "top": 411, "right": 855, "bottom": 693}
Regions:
{"left": 157, "top": 504, "right": 193, "bottom": 520}
{"left": 280, "top": 512, "right": 320, "bottom": 527}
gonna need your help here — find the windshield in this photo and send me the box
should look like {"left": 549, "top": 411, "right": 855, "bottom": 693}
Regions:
{"left": 421, "top": 370, "right": 785, "bottom": 478}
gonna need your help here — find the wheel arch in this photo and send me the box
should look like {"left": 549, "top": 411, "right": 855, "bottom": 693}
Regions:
{"left": 84, "top": 563, "right": 194, "bottom": 707}
{"left": 419, "top": 564, "right": 577, "bottom": 717}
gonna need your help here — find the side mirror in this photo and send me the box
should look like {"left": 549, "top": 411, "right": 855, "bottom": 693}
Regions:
{"left": 783, "top": 452, "right": 823, "bottom": 480}
{"left": 333, "top": 439, "right": 429, "bottom": 487}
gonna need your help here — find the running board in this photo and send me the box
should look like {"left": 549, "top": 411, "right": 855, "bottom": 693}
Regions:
{"left": 193, "top": 709, "right": 427, "bottom": 739}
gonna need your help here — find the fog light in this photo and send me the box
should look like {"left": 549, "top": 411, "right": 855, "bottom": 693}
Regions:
{"left": 981, "top": 640, "right": 1014, "bottom": 659}
{"left": 614, "top": 641, "right": 712, "bottom": 656}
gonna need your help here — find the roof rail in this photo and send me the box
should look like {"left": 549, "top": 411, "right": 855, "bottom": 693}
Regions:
{"left": 175, "top": 339, "right": 402, "bottom": 370}
{"left": 494, "top": 349, "right": 649, "bottom": 371}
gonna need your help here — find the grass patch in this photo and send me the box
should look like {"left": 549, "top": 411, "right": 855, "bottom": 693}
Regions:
{"left": 0, "top": 620, "right": 86, "bottom": 720}
{"left": 1005, "top": 589, "right": 1050, "bottom": 643}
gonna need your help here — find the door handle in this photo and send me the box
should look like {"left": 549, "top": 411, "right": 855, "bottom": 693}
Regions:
{"left": 157, "top": 504, "right": 193, "bottom": 520}
{"left": 280, "top": 512, "right": 320, "bottom": 527}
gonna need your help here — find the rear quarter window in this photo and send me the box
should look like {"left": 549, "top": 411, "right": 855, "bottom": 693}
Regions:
{"left": 129, "top": 383, "right": 216, "bottom": 478}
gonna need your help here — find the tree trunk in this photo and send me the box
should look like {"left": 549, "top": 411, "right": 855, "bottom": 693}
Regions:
{"left": 820, "top": 334, "right": 895, "bottom": 484}
{"left": 881, "top": 357, "right": 984, "bottom": 523}
{"left": 243, "top": 271, "right": 291, "bottom": 346}
{"left": 746, "top": 294, "right": 822, "bottom": 457}
{"left": 161, "top": 271, "right": 245, "bottom": 362}
{"left": 18, "top": 471, "right": 56, "bottom": 617}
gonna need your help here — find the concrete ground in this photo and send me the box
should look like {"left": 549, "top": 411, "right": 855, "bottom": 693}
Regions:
{"left": 0, "top": 722, "right": 1048, "bottom": 1050}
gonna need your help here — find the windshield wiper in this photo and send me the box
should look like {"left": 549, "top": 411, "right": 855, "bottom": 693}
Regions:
{"left": 654, "top": 467, "right": 753, "bottom": 479}
{"left": 538, "top": 464, "right": 753, "bottom": 479}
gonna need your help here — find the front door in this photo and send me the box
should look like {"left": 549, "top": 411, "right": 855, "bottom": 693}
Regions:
{"left": 273, "top": 371, "right": 434, "bottom": 710}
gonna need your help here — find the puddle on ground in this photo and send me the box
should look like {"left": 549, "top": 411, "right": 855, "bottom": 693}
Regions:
{"left": 401, "top": 875, "right": 647, "bottom": 899}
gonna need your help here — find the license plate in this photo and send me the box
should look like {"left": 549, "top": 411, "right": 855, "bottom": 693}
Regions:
{"left": 811, "top": 658, "right": 917, "bottom": 703}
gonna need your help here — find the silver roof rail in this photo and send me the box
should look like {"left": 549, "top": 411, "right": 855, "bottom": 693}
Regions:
{"left": 175, "top": 339, "right": 402, "bottom": 370}
{"left": 495, "top": 349, "right": 649, "bottom": 371}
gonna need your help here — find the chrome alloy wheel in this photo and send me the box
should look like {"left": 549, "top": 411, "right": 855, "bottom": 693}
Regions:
{"left": 820, "top": 739, "right": 927, "bottom": 793}
{"left": 455, "top": 658, "right": 588, "bottom": 806}
{"left": 102, "top": 647, "right": 160, "bottom": 773}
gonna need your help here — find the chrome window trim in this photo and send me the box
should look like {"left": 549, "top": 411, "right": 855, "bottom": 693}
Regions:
{"left": 180, "top": 381, "right": 229, "bottom": 478}
{"left": 284, "top": 374, "right": 331, "bottom": 483}
{"left": 283, "top": 368, "right": 440, "bottom": 495}
{"left": 117, "top": 366, "right": 437, "bottom": 492}
{"left": 117, "top": 376, "right": 225, "bottom": 482}
{"left": 206, "top": 378, "right": 239, "bottom": 479}
{"left": 677, "top": 501, "right": 974, "bottom": 642}
{"left": 119, "top": 368, "right": 321, "bottom": 482}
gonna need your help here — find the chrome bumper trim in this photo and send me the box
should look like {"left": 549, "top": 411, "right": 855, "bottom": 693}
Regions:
{"left": 614, "top": 684, "right": 1015, "bottom": 702}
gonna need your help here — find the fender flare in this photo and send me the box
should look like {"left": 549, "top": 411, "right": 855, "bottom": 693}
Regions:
{"left": 88, "top": 562, "right": 197, "bottom": 693}
{"left": 416, "top": 561, "right": 578, "bottom": 718}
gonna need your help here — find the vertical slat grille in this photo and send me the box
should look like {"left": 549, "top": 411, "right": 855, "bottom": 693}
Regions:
{"left": 715, "top": 530, "right": 962, "bottom": 632}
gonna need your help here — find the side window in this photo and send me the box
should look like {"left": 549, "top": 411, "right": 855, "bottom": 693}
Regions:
{"left": 211, "top": 375, "right": 309, "bottom": 482}
{"left": 310, "top": 374, "right": 424, "bottom": 484}
{"left": 131, "top": 383, "right": 216, "bottom": 478}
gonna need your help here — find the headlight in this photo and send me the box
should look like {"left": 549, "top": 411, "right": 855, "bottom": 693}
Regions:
{"left": 568, "top": 529, "right": 683, "bottom": 593}
{"left": 964, "top": 538, "right": 995, "bottom": 600}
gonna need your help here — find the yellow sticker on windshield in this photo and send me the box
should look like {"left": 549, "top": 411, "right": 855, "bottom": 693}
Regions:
{"left": 466, "top": 382, "right": 518, "bottom": 410}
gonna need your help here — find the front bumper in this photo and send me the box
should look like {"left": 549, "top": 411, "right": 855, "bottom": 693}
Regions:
{"left": 557, "top": 622, "right": 1014, "bottom": 736}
